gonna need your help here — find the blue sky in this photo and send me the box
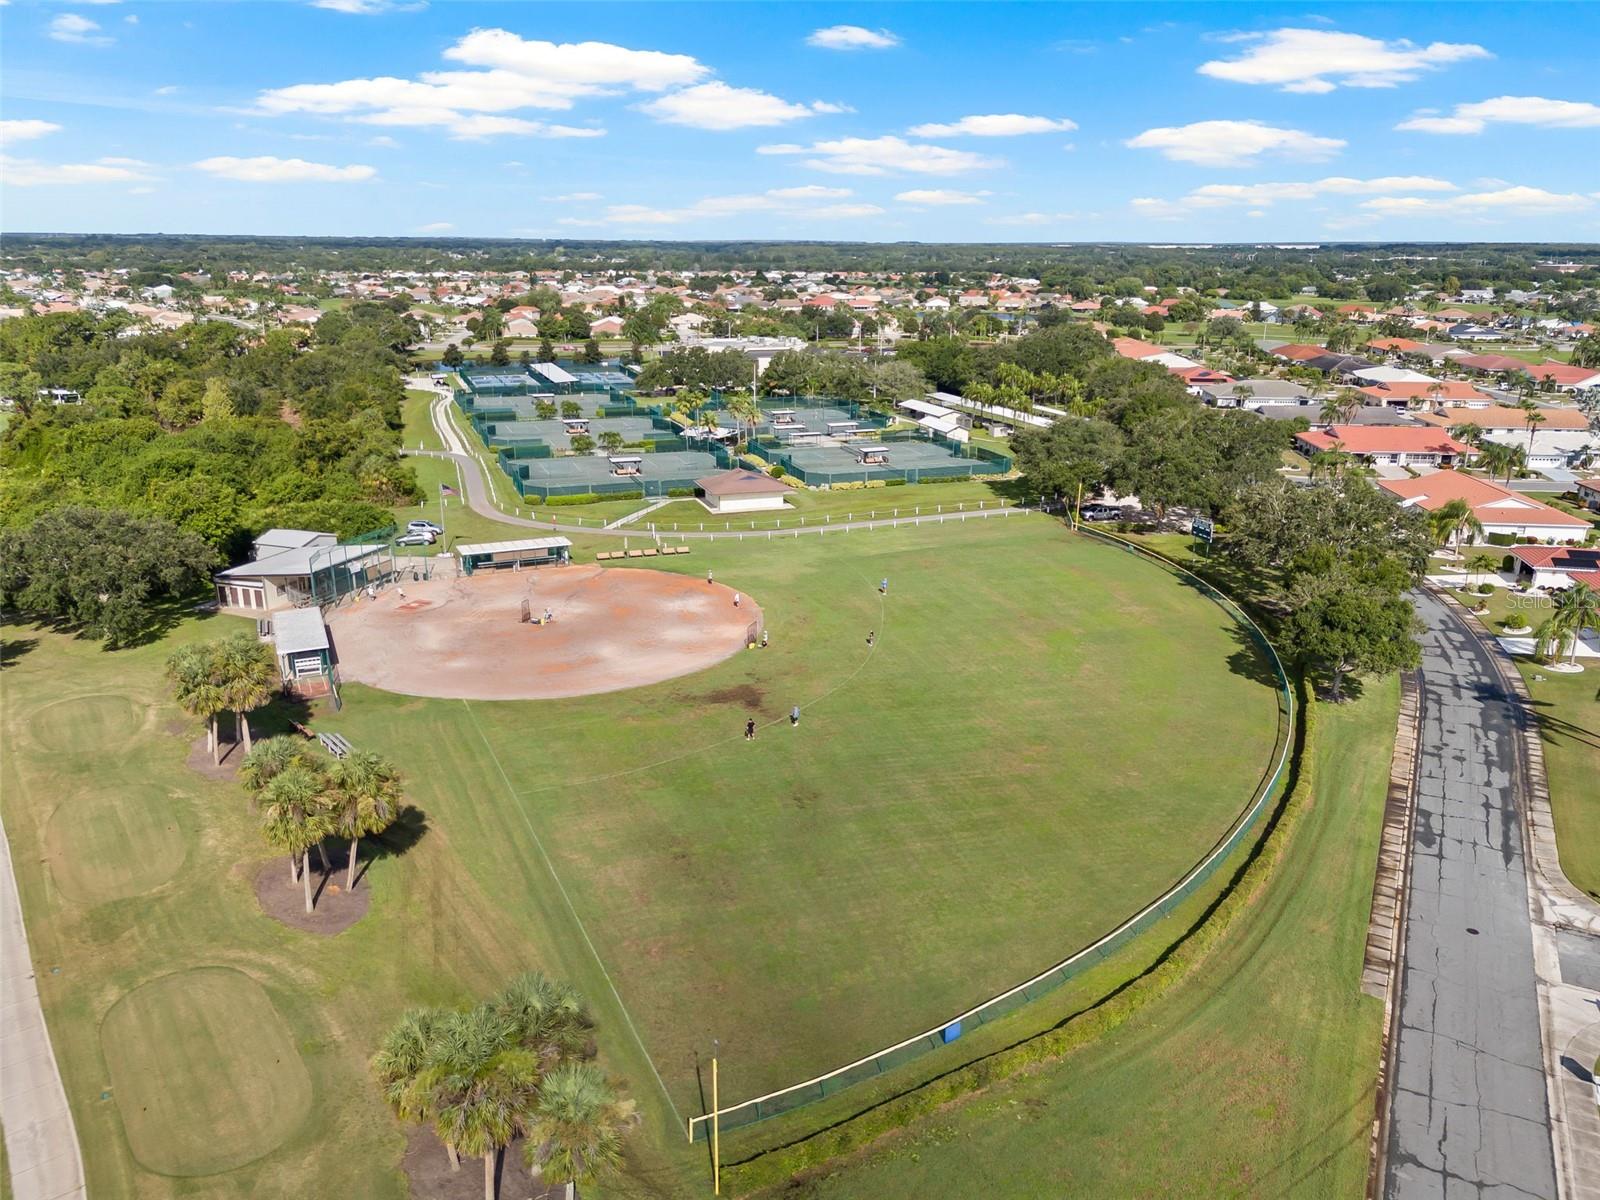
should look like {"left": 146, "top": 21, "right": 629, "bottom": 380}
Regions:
{"left": 2, "top": 1, "right": 1598, "bottom": 243}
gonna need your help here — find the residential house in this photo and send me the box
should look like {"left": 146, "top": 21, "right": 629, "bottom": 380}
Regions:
{"left": 1503, "top": 545, "right": 1600, "bottom": 590}
{"left": 1575, "top": 478, "right": 1600, "bottom": 512}
{"left": 1413, "top": 404, "right": 1597, "bottom": 471}
{"left": 1378, "top": 472, "right": 1590, "bottom": 545}
{"left": 1295, "top": 425, "right": 1474, "bottom": 468}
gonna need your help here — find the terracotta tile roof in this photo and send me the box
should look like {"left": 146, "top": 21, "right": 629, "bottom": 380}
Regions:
{"left": 1377, "top": 471, "right": 1589, "bottom": 528}
{"left": 1296, "top": 426, "right": 1473, "bottom": 455}
{"left": 696, "top": 469, "right": 795, "bottom": 496}
{"left": 1412, "top": 404, "right": 1592, "bottom": 431}
{"left": 1520, "top": 362, "right": 1600, "bottom": 386}
{"left": 1268, "top": 343, "right": 1327, "bottom": 361}
{"left": 1111, "top": 336, "right": 1163, "bottom": 359}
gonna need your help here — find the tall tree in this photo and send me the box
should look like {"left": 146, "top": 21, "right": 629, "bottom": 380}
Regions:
{"left": 524, "top": 1063, "right": 637, "bottom": 1199}
{"left": 422, "top": 1007, "right": 540, "bottom": 1200}
{"left": 256, "top": 761, "right": 335, "bottom": 913}
{"left": 165, "top": 642, "right": 229, "bottom": 765}
{"left": 217, "top": 631, "right": 279, "bottom": 754}
{"left": 328, "top": 750, "right": 402, "bottom": 891}
{"left": 1535, "top": 582, "right": 1598, "bottom": 668}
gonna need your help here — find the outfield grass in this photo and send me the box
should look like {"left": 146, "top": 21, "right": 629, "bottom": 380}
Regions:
{"left": 782, "top": 679, "right": 1396, "bottom": 1200}
{"left": 323, "top": 519, "right": 1281, "bottom": 1120}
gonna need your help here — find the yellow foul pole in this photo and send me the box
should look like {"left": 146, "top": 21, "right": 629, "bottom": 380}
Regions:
{"left": 711, "top": 1056, "right": 721, "bottom": 1195}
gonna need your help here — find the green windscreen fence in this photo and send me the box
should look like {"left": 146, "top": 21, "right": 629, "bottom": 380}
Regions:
{"left": 686, "top": 529, "right": 1294, "bottom": 1141}
{"left": 306, "top": 526, "right": 398, "bottom": 609}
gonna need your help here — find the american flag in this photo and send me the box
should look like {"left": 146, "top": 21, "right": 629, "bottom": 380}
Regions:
{"left": 439, "top": 483, "right": 458, "bottom": 497}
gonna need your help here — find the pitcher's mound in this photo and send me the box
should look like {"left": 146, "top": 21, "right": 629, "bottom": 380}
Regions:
{"left": 326, "top": 565, "right": 760, "bottom": 700}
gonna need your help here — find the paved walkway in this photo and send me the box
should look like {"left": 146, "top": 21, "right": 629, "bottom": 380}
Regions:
{"left": 1384, "top": 590, "right": 1557, "bottom": 1198}
{"left": 0, "top": 809, "right": 86, "bottom": 1200}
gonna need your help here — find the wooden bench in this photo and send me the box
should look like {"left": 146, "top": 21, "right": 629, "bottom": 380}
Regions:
{"left": 318, "top": 732, "right": 354, "bottom": 759}
{"left": 642, "top": 548, "right": 658, "bottom": 557}
{"left": 595, "top": 551, "right": 615, "bottom": 561}
{"left": 289, "top": 720, "right": 316, "bottom": 740}
{"left": 672, "top": 545, "right": 691, "bottom": 555}
{"left": 627, "top": 549, "right": 644, "bottom": 558}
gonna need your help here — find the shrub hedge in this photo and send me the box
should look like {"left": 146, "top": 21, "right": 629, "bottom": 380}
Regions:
{"left": 723, "top": 679, "right": 1315, "bottom": 1196}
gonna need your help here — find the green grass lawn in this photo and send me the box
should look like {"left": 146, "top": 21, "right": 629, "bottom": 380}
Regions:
{"left": 781, "top": 679, "right": 1396, "bottom": 1200}
{"left": 1516, "top": 660, "right": 1600, "bottom": 900}
{"left": 1, "top": 518, "right": 1289, "bottom": 1196}
{"left": 400, "top": 388, "right": 445, "bottom": 453}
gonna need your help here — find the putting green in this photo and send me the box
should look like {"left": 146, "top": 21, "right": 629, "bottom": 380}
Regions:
{"left": 100, "top": 967, "right": 311, "bottom": 1176}
{"left": 45, "top": 785, "right": 189, "bottom": 903}
{"left": 30, "top": 694, "right": 143, "bottom": 754}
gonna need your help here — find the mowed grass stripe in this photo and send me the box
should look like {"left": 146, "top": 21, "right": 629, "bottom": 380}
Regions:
{"left": 328, "top": 520, "right": 1282, "bottom": 1117}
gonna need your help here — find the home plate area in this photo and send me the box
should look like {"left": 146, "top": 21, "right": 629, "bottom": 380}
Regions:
{"left": 325, "top": 564, "right": 760, "bottom": 700}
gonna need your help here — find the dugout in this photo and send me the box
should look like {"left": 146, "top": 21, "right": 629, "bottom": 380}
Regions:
{"left": 269, "top": 606, "right": 335, "bottom": 698}
{"left": 456, "top": 537, "right": 572, "bottom": 575}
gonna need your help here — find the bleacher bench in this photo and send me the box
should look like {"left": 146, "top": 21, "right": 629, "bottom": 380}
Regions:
{"left": 627, "top": 549, "right": 644, "bottom": 558}
{"left": 318, "top": 732, "right": 354, "bottom": 759}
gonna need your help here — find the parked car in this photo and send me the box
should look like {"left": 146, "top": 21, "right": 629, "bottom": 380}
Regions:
{"left": 395, "top": 531, "right": 437, "bottom": 547}
{"left": 406, "top": 520, "right": 444, "bottom": 536}
{"left": 1078, "top": 504, "right": 1124, "bottom": 522}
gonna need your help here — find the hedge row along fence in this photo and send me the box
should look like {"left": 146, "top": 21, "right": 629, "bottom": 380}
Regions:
{"left": 722, "top": 681, "right": 1317, "bottom": 1197}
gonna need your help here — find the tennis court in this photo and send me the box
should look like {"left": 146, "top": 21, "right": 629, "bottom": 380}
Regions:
{"left": 507, "top": 449, "right": 721, "bottom": 498}
{"left": 481, "top": 415, "right": 664, "bottom": 450}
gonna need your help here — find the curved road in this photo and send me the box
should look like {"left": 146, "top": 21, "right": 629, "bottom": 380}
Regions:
{"left": 416, "top": 390, "right": 1033, "bottom": 542}
{"left": 1384, "top": 590, "right": 1557, "bottom": 1198}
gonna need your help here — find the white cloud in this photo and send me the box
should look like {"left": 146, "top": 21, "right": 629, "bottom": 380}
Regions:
{"left": 806, "top": 25, "right": 900, "bottom": 51}
{"left": 1197, "top": 28, "right": 1489, "bottom": 93}
{"left": 895, "top": 188, "right": 990, "bottom": 206}
{"left": 368, "top": 134, "right": 402, "bottom": 148}
{"left": 1145, "top": 175, "right": 1458, "bottom": 210}
{"left": 311, "top": 0, "right": 426, "bottom": 13}
{"left": 153, "top": 85, "right": 179, "bottom": 96}
{"left": 767, "top": 185, "right": 852, "bottom": 199}
{"left": 194, "top": 155, "right": 377, "bottom": 182}
{"left": 413, "top": 221, "right": 454, "bottom": 232}
{"left": 1361, "top": 185, "right": 1593, "bottom": 217}
{"left": 639, "top": 82, "right": 838, "bottom": 131}
{"left": 1125, "top": 120, "right": 1345, "bottom": 167}
{"left": 759, "top": 135, "right": 1000, "bottom": 176}
{"left": 1397, "top": 95, "right": 1600, "bottom": 135}
{"left": 907, "top": 114, "right": 1077, "bottom": 137}
{"left": 255, "top": 30, "right": 709, "bottom": 138}
{"left": 49, "top": 13, "right": 112, "bottom": 45}
{"left": 0, "top": 120, "right": 63, "bottom": 143}
{"left": 1, "top": 154, "right": 153, "bottom": 186}
{"left": 984, "top": 212, "right": 1081, "bottom": 226}
{"left": 548, "top": 191, "right": 603, "bottom": 202}
{"left": 576, "top": 187, "right": 882, "bottom": 226}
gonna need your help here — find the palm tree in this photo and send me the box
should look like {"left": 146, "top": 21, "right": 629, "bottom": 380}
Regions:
{"left": 1310, "top": 442, "right": 1356, "bottom": 481}
{"left": 1429, "top": 497, "right": 1484, "bottom": 552}
{"left": 1317, "top": 397, "right": 1343, "bottom": 428}
{"left": 328, "top": 750, "right": 403, "bottom": 891}
{"left": 1449, "top": 422, "right": 1484, "bottom": 447}
{"left": 493, "top": 973, "right": 592, "bottom": 1065}
{"left": 421, "top": 1007, "right": 540, "bottom": 1200}
{"left": 1477, "top": 441, "right": 1524, "bottom": 483}
{"left": 1517, "top": 398, "right": 1547, "bottom": 458}
{"left": 1466, "top": 551, "right": 1500, "bottom": 583}
{"left": 217, "top": 632, "right": 278, "bottom": 755}
{"left": 256, "top": 763, "right": 335, "bottom": 912}
{"left": 374, "top": 1009, "right": 465, "bottom": 1172}
{"left": 524, "top": 1062, "right": 638, "bottom": 1199}
{"left": 1535, "top": 582, "right": 1599, "bottom": 668}
{"left": 166, "top": 642, "right": 228, "bottom": 766}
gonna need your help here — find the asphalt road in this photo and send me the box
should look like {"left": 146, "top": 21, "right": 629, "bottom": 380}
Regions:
{"left": 1384, "top": 590, "right": 1557, "bottom": 1198}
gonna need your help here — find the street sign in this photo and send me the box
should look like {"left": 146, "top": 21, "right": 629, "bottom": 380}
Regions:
{"left": 1192, "top": 516, "right": 1215, "bottom": 543}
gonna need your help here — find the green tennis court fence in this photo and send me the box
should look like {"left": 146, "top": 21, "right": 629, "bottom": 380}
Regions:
{"left": 686, "top": 529, "right": 1294, "bottom": 1141}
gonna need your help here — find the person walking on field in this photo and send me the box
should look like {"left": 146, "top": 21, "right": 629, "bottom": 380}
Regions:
{"left": 880, "top": 577, "right": 888, "bottom": 595}
{"left": 760, "top": 629, "right": 769, "bottom": 648}
{"left": 790, "top": 705, "right": 800, "bottom": 728}
{"left": 707, "top": 569, "right": 714, "bottom": 585}
{"left": 866, "top": 631, "right": 875, "bottom": 646}
{"left": 733, "top": 592, "right": 741, "bottom": 608}
{"left": 745, "top": 718, "right": 756, "bottom": 741}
